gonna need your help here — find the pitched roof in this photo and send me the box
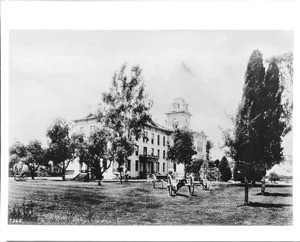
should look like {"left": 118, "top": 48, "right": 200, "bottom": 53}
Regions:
{"left": 145, "top": 118, "right": 172, "bottom": 133}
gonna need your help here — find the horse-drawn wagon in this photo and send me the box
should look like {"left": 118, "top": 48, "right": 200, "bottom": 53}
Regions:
{"left": 13, "top": 161, "right": 29, "bottom": 181}
{"left": 151, "top": 173, "right": 197, "bottom": 196}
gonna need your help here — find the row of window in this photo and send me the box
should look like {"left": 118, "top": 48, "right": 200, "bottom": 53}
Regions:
{"left": 128, "top": 160, "right": 166, "bottom": 173}
{"left": 80, "top": 125, "right": 95, "bottom": 134}
{"left": 80, "top": 127, "right": 167, "bottom": 148}
{"left": 135, "top": 146, "right": 167, "bottom": 159}
{"left": 80, "top": 126, "right": 203, "bottom": 156}
{"left": 142, "top": 131, "right": 166, "bottom": 146}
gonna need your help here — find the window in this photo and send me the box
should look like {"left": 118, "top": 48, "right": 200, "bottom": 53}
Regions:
{"left": 143, "top": 131, "right": 148, "bottom": 143}
{"left": 163, "top": 150, "right": 166, "bottom": 159}
{"left": 163, "top": 136, "right": 166, "bottom": 146}
{"left": 151, "top": 148, "right": 154, "bottom": 156}
{"left": 157, "top": 135, "right": 160, "bottom": 145}
{"left": 80, "top": 127, "right": 84, "bottom": 133}
{"left": 135, "top": 160, "right": 139, "bottom": 171}
{"left": 143, "top": 147, "right": 147, "bottom": 155}
{"left": 127, "top": 160, "right": 131, "bottom": 171}
{"left": 90, "top": 125, "right": 95, "bottom": 134}
{"left": 157, "top": 162, "right": 160, "bottom": 172}
{"left": 151, "top": 133, "right": 154, "bottom": 144}
{"left": 163, "top": 163, "right": 165, "bottom": 172}
{"left": 136, "top": 146, "right": 139, "bottom": 156}
{"left": 157, "top": 149, "right": 160, "bottom": 158}
{"left": 197, "top": 141, "right": 203, "bottom": 152}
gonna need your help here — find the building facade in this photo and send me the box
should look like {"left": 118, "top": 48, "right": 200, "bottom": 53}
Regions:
{"left": 67, "top": 98, "right": 207, "bottom": 179}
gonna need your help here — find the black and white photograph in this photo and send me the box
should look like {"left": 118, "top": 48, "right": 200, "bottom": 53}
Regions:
{"left": 1, "top": 1, "right": 299, "bottom": 241}
{"left": 7, "top": 29, "right": 293, "bottom": 225}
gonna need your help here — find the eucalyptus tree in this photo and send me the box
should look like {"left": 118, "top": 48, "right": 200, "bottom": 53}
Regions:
{"left": 96, "top": 64, "right": 152, "bottom": 183}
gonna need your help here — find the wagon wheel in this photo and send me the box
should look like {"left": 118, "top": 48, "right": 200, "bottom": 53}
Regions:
{"left": 14, "top": 173, "right": 20, "bottom": 181}
{"left": 188, "top": 175, "right": 195, "bottom": 196}
{"left": 151, "top": 174, "right": 157, "bottom": 189}
{"left": 167, "top": 175, "right": 173, "bottom": 196}
{"left": 188, "top": 184, "right": 195, "bottom": 196}
{"left": 21, "top": 173, "right": 28, "bottom": 181}
{"left": 168, "top": 185, "right": 173, "bottom": 196}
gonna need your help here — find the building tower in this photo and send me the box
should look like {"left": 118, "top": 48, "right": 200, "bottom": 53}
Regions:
{"left": 166, "top": 98, "right": 191, "bottom": 130}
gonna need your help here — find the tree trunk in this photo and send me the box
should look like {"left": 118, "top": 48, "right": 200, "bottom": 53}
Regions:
{"left": 62, "top": 161, "right": 66, "bottom": 181}
{"left": 31, "top": 170, "right": 35, "bottom": 180}
{"left": 98, "top": 179, "right": 102, "bottom": 186}
{"left": 119, "top": 172, "right": 123, "bottom": 184}
{"left": 244, "top": 176, "right": 249, "bottom": 205}
{"left": 261, "top": 175, "right": 266, "bottom": 195}
{"left": 86, "top": 164, "right": 90, "bottom": 182}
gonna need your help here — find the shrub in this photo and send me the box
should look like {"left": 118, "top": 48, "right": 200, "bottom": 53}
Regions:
{"left": 268, "top": 172, "right": 280, "bottom": 183}
{"left": 138, "top": 170, "right": 147, "bottom": 179}
{"left": 219, "top": 156, "right": 232, "bottom": 182}
{"left": 200, "top": 160, "right": 220, "bottom": 181}
{"left": 8, "top": 198, "right": 38, "bottom": 224}
{"left": 186, "top": 158, "right": 203, "bottom": 179}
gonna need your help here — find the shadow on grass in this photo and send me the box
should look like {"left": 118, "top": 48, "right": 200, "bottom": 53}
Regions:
{"left": 256, "top": 192, "right": 292, "bottom": 197}
{"left": 154, "top": 186, "right": 167, "bottom": 190}
{"left": 240, "top": 202, "right": 292, "bottom": 208}
{"left": 231, "top": 183, "right": 292, "bottom": 188}
{"left": 172, "top": 192, "right": 190, "bottom": 198}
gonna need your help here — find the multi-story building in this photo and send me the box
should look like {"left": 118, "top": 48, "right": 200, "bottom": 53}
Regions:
{"left": 67, "top": 98, "right": 207, "bottom": 179}
{"left": 165, "top": 98, "right": 207, "bottom": 175}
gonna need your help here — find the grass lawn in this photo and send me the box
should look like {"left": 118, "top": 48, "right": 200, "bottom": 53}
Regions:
{"left": 8, "top": 178, "right": 292, "bottom": 225}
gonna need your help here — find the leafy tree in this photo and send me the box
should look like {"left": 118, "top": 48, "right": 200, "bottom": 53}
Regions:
{"left": 9, "top": 141, "right": 27, "bottom": 171}
{"left": 268, "top": 172, "right": 280, "bottom": 183}
{"left": 214, "top": 159, "right": 220, "bottom": 167}
{"left": 96, "top": 64, "right": 152, "bottom": 183}
{"left": 26, "top": 140, "right": 47, "bottom": 179}
{"left": 218, "top": 156, "right": 232, "bottom": 182}
{"left": 205, "top": 140, "right": 213, "bottom": 161}
{"left": 186, "top": 158, "right": 204, "bottom": 179}
{"left": 71, "top": 132, "right": 90, "bottom": 180}
{"left": 224, "top": 50, "right": 290, "bottom": 203}
{"left": 73, "top": 128, "right": 113, "bottom": 185}
{"left": 266, "top": 52, "right": 293, "bottom": 134}
{"left": 233, "top": 162, "right": 243, "bottom": 182}
{"left": 9, "top": 140, "right": 46, "bottom": 179}
{"left": 46, "top": 118, "right": 74, "bottom": 181}
{"left": 167, "top": 128, "right": 197, "bottom": 177}
{"left": 199, "top": 159, "right": 220, "bottom": 182}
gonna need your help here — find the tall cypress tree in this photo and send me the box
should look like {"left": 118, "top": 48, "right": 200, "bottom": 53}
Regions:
{"left": 225, "top": 50, "right": 290, "bottom": 202}
{"left": 261, "top": 60, "right": 285, "bottom": 169}
{"left": 259, "top": 60, "right": 285, "bottom": 193}
{"left": 219, "top": 156, "right": 232, "bottom": 182}
{"left": 226, "top": 50, "right": 265, "bottom": 204}
{"left": 235, "top": 50, "right": 265, "bottom": 182}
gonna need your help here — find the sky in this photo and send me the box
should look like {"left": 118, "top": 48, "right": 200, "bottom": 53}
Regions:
{"left": 9, "top": 30, "right": 293, "bottom": 159}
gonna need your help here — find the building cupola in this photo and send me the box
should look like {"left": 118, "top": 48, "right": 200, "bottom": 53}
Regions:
{"left": 165, "top": 98, "right": 191, "bottom": 130}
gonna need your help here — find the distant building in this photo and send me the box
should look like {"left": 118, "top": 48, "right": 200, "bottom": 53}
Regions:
{"left": 67, "top": 98, "right": 207, "bottom": 179}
